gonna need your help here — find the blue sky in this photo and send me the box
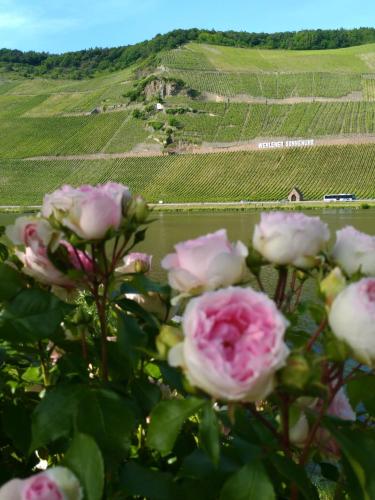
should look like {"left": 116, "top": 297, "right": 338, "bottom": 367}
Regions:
{"left": 0, "top": 0, "right": 372, "bottom": 53}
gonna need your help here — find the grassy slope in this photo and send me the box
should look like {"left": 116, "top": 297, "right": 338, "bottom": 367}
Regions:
{"left": 1, "top": 144, "right": 375, "bottom": 205}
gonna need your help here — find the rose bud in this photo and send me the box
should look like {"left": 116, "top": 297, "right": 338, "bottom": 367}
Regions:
{"left": 289, "top": 413, "right": 309, "bottom": 447}
{"left": 332, "top": 226, "right": 375, "bottom": 276}
{"left": 253, "top": 212, "right": 329, "bottom": 269}
{"left": 116, "top": 252, "right": 152, "bottom": 274}
{"left": 156, "top": 325, "right": 183, "bottom": 358}
{"left": 320, "top": 267, "right": 346, "bottom": 306}
{"left": 161, "top": 229, "right": 248, "bottom": 294}
{"left": 169, "top": 286, "right": 289, "bottom": 402}
{"left": 329, "top": 278, "right": 375, "bottom": 366}
{"left": 126, "top": 195, "right": 149, "bottom": 223}
{"left": 280, "top": 353, "right": 311, "bottom": 390}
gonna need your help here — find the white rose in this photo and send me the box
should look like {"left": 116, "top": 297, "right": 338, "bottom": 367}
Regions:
{"left": 332, "top": 226, "right": 375, "bottom": 276}
{"left": 161, "top": 229, "right": 248, "bottom": 293}
{"left": 329, "top": 278, "right": 375, "bottom": 366}
{"left": 253, "top": 212, "right": 329, "bottom": 268}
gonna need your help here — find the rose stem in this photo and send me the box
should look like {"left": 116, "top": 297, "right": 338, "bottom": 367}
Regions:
{"left": 274, "top": 267, "right": 288, "bottom": 308}
{"left": 91, "top": 243, "right": 109, "bottom": 382}
{"left": 38, "top": 341, "right": 50, "bottom": 387}
{"left": 305, "top": 318, "right": 328, "bottom": 352}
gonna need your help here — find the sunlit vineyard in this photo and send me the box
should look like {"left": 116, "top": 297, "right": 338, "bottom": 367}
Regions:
{"left": 161, "top": 42, "right": 375, "bottom": 73}
{"left": 165, "top": 69, "right": 362, "bottom": 98}
{"left": 0, "top": 112, "right": 150, "bottom": 158}
{"left": 2, "top": 144, "right": 375, "bottom": 205}
{"left": 173, "top": 101, "right": 375, "bottom": 143}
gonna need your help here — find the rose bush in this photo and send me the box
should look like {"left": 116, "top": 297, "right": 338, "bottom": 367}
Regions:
{"left": 0, "top": 188, "right": 374, "bottom": 500}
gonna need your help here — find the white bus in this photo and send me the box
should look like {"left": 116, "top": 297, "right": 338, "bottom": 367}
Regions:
{"left": 323, "top": 194, "right": 356, "bottom": 202}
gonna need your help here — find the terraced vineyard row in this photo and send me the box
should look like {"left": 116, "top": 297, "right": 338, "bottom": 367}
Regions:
{"left": 166, "top": 69, "right": 363, "bottom": 98}
{"left": 175, "top": 101, "right": 375, "bottom": 143}
{"left": 2, "top": 145, "right": 375, "bottom": 205}
{"left": 0, "top": 111, "right": 149, "bottom": 158}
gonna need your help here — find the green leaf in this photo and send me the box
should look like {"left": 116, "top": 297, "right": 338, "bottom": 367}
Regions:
{"left": 77, "top": 388, "right": 135, "bottom": 456}
{"left": 120, "top": 462, "right": 177, "bottom": 500}
{"left": 323, "top": 420, "right": 375, "bottom": 499}
{"left": 121, "top": 273, "right": 170, "bottom": 295}
{"left": 219, "top": 461, "right": 275, "bottom": 500}
{"left": 269, "top": 454, "right": 319, "bottom": 500}
{"left": 133, "top": 227, "right": 147, "bottom": 245}
{"left": 347, "top": 375, "right": 375, "bottom": 414}
{"left": 64, "top": 433, "right": 104, "bottom": 500}
{"left": 132, "top": 378, "right": 161, "bottom": 415}
{"left": 116, "top": 297, "right": 159, "bottom": 328}
{"left": 0, "top": 289, "right": 73, "bottom": 342}
{"left": 2, "top": 402, "right": 31, "bottom": 454}
{"left": 199, "top": 403, "right": 220, "bottom": 466}
{"left": 117, "top": 312, "right": 147, "bottom": 368}
{"left": 0, "top": 263, "right": 23, "bottom": 301}
{"left": 147, "top": 397, "right": 205, "bottom": 455}
{"left": 31, "top": 384, "right": 82, "bottom": 450}
{"left": 0, "top": 243, "right": 9, "bottom": 262}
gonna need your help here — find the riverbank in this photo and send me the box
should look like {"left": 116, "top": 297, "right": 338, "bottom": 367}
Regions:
{"left": 1, "top": 200, "right": 375, "bottom": 214}
{"left": 150, "top": 200, "right": 375, "bottom": 212}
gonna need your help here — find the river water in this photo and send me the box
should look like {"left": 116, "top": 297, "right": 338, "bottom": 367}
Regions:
{"left": 136, "top": 209, "right": 375, "bottom": 280}
{"left": 1, "top": 209, "right": 374, "bottom": 282}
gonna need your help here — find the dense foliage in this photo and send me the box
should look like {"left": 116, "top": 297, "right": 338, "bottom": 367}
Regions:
{"left": 0, "top": 183, "right": 375, "bottom": 500}
{"left": 3, "top": 27, "right": 375, "bottom": 78}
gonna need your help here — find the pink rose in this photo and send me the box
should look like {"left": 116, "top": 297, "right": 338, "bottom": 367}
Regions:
{"left": 16, "top": 247, "right": 74, "bottom": 287}
{"left": 333, "top": 226, "right": 375, "bottom": 276}
{"left": 315, "top": 388, "right": 356, "bottom": 456}
{"left": 23, "top": 475, "right": 62, "bottom": 500}
{"left": 169, "top": 286, "right": 289, "bottom": 401}
{"left": 161, "top": 230, "right": 248, "bottom": 293}
{"left": 327, "top": 387, "right": 356, "bottom": 421}
{"left": 0, "top": 467, "right": 82, "bottom": 500}
{"left": 253, "top": 212, "right": 329, "bottom": 268}
{"left": 7, "top": 217, "right": 92, "bottom": 287}
{"left": 42, "top": 183, "right": 130, "bottom": 240}
{"left": 6, "top": 217, "right": 54, "bottom": 252}
{"left": 60, "top": 241, "right": 93, "bottom": 274}
{"left": 116, "top": 252, "right": 152, "bottom": 274}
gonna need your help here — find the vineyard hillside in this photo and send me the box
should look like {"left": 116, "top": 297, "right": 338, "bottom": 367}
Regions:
{"left": 2, "top": 145, "right": 375, "bottom": 205}
{"left": 3, "top": 41, "right": 375, "bottom": 202}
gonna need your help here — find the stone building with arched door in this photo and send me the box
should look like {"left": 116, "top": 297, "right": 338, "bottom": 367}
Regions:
{"left": 288, "top": 187, "right": 304, "bottom": 202}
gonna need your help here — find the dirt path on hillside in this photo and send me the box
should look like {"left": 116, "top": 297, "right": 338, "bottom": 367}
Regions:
{"left": 202, "top": 91, "right": 365, "bottom": 104}
{"left": 24, "top": 134, "right": 375, "bottom": 161}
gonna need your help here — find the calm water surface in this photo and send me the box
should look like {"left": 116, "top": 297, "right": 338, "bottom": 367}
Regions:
{"left": 139, "top": 208, "right": 375, "bottom": 281}
{"left": 1, "top": 209, "right": 374, "bottom": 282}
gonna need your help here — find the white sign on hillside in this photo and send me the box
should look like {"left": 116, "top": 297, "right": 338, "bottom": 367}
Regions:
{"left": 258, "top": 139, "right": 314, "bottom": 149}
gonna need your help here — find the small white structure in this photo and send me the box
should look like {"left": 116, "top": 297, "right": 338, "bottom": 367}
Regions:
{"left": 156, "top": 102, "right": 164, "bottom": 111}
